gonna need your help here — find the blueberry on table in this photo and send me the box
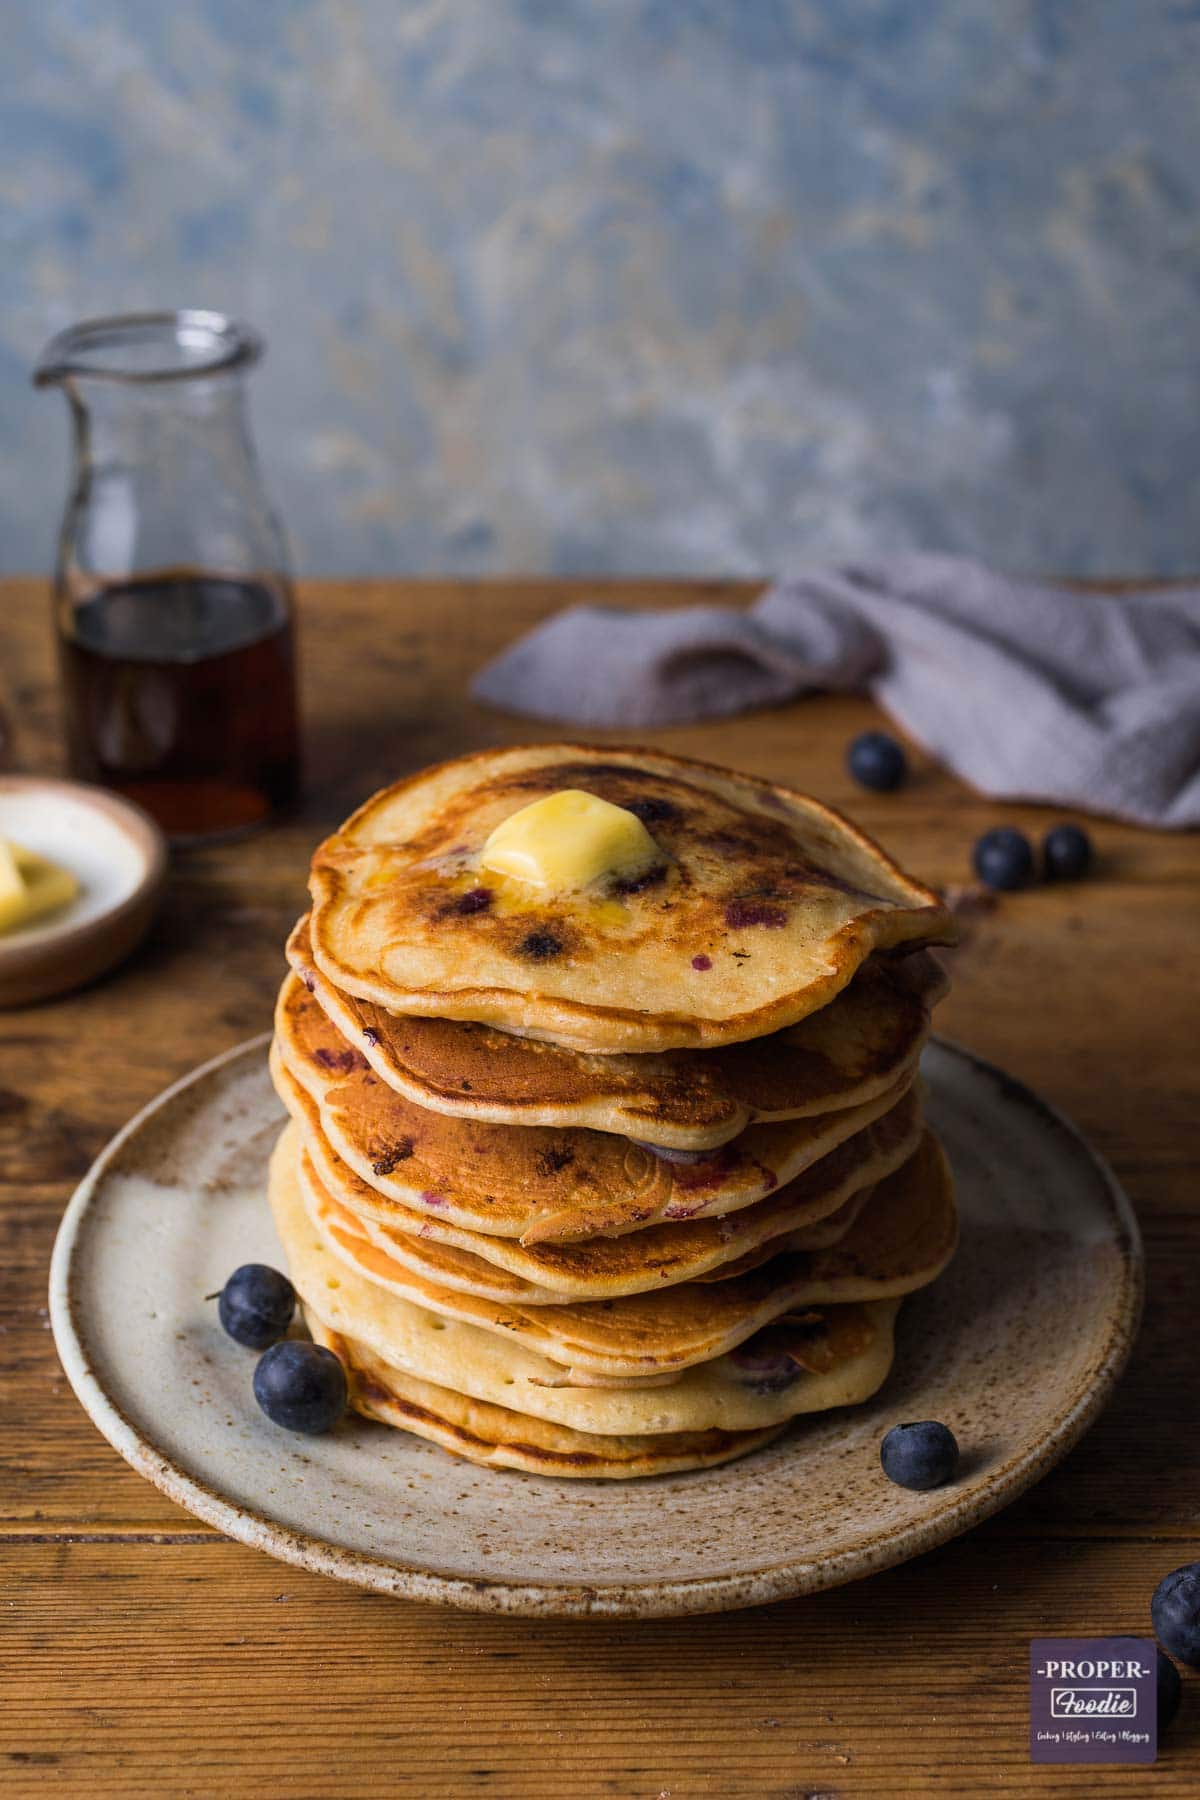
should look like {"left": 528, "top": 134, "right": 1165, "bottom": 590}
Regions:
{"left": 847, "top": 731, "right": 907, "bottom": 792}
{"left": 1042, "top": 822, "right": 1093, "bottom": 881}
{"left": 971, "top": 827, "right": 1034, "bottom": 891}
{"left": 880, "top": 1420, "right": 959, "bottom": 1490}
{"left": 253, "top": 1340, "right": 347, "bottom": 1434}
{"left": 1152, "top": 1562, "right": 1200, "bottom": 1667}
{"left": 216, "top": 1263, "right": 295, "bottom": 1349}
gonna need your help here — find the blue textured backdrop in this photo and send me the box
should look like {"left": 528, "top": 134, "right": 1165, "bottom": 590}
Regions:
{"left": 3, "top": 1, "right": 1200, "bottom": 576}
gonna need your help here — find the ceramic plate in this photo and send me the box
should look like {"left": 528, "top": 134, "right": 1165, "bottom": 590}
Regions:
{"left": 50, "top": 1037, "right": 1141, "bottom": 1618}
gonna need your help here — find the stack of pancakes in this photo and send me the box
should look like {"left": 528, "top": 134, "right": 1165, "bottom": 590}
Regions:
{"left": 268, "top": 744, "right": 957, "bottom": 1478}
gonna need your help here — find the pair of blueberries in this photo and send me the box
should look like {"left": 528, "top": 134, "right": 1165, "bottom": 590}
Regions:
{"left": 217, "top": 1264, "right": 345, "bottom": 1433}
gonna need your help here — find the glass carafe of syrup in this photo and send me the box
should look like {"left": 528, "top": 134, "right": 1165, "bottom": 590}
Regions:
{"left": 34, "top": 311, "right": 300, "bottom": 840}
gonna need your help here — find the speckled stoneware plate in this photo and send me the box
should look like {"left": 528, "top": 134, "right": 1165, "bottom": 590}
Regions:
{"left": 50, "top": 1036, "right": 1141, "bottom": 1619}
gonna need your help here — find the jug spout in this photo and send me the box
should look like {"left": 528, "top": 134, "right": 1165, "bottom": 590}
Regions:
{"left": 33, "top": 310, "right": 262, "bottom": 389}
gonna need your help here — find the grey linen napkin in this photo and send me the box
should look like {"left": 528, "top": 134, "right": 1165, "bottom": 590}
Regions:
{"left": 473, "top": 554, "right": 1200, "bottom": 828}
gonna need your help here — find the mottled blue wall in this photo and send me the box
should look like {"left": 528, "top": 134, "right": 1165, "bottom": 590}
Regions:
{"left": 3, "top": 1, "right": 1200, "bottom": 576}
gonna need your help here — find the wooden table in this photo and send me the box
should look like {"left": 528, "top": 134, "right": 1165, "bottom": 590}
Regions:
{"left": 2, "top": 577, "right": 1197, "bottom": 1797}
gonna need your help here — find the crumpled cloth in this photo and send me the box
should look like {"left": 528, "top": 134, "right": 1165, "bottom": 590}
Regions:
{"left": 472, "top": 554, "right": 1200, "bottom": 827}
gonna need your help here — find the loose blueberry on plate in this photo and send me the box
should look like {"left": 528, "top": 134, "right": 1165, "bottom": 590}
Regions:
{"left": 1152, "top": 1562, "right": 1200, "bottom": 1667}
{"left": 972, "top": 827, "right": 1034, "bottom": 892}
{"left": 847, "top": 731, "right": 907, "bottom": 793}
{"left": 1042, "top": 822, "right": 1093, "bottom": 881}
{"left": 253, "top": 1340, "right": 347, "bottom": 1434}
{"left": 216, "top": 1263, "right": 296, "bottom": 1349}
{"left": 880, "top": 1419, "right": 959, "bottom": 1490}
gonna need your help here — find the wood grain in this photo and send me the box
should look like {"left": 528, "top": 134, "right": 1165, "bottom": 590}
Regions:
{"left": 3, "top": 1538, "right": 1200, "bottom": 1798}
{"left": 1, "top": 576, "right": 1198, "bottom": 1796}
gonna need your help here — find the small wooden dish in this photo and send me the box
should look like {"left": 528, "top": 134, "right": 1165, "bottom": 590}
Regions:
{"left": 0, "top": 776, "right": 167, "bottom": 1007}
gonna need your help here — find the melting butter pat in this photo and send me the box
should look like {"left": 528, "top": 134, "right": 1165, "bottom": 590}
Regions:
{"left": 480, "top": 790, "right": 661, "bottom": 893}
{"left": 0, "top": 838, "right": 80, "bottom": 934}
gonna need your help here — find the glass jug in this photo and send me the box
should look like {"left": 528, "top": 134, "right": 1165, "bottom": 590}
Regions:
{"left": 34, "top": 310, "right": 300, "bottom": 840}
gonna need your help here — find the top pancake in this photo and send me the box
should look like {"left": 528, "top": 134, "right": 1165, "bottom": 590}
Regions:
{"left": 288, "top": 913, "right": 945, "bottom": 1149}
{"left": 308, "top": 743, "right": 954, "bottom": 1052}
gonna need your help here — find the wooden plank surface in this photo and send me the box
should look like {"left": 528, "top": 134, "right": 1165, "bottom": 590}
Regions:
{"left": 1, "top": 575, "right": 1197, "bottom": 1796}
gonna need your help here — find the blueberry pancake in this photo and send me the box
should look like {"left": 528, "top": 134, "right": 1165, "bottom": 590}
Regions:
{"left": 308, "top": 1319, "right": 788, "bottom": 1480}
{"left": 308, "top": 743, "right": 954, "bottom": 1054}
{"left": 269, "top": 1131, "right": 902, "bottom": 1438}
{"left": 288, "top": 912, "right": 945, "bottom": 1149}
{"left": 272, "top": 969, "right": 915, "bottom": 1243}
{"left": 293, "top": 1124, "right": 956, "bottom": 1382}
{"left": 275, "top": 1048, "right": 923, "bottom": 1300}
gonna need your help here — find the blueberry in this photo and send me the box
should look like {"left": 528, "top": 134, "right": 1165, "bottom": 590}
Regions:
{"left": 880, "top": 1420, "right": 959, "bottom": 1490}
{"left": 216, "top": 1264, "right": 295, "bottom": 1349}
{"left": 1043, "top": 822, "right": 1093, "bottom": 881}
{"left": 972, "top": 827, "right": 1034, "bottom": 892}
{"left": 253, "top": 1340, "right": 347, "bottom": 1434}
{"left": 1111, "top": 1638, "right": 1182, "bottom": 1731}
{"left": 847, "top": 731, "right": 907, "bottom": 793}
{"left": 1152, "top": 1562, "right": 1200, "bottom": 1667}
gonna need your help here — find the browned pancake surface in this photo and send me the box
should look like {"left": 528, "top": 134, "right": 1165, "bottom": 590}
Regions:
{"left": 289, "top": 913, "right": 944, "bottom": 1148}
{"left": 274, "top": 970, "right": 913, "bottom": 1243}
{"left": 275, "top": 1044, "right": 923, "bottom": 1298}
{"left": 302, "top": 1131, "right": 956, "bottom": 1378}
{"left": 309, "top": 743, "right": 954, "bottom": 1052}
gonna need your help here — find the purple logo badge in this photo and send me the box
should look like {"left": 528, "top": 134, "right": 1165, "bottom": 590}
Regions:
{"left": 1030, "top": 1638, "right": 1157, "bottom": 1764}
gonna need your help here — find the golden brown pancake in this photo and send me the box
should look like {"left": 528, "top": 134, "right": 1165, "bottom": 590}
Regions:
{"left": 298, "top": 1126, "right": 955, "bottom": 1381}
{"left": 694, "top": 1183, "right": 880, "bottom": 1277}
{"left": 298, "top": 1142, "right": 880, "bottom": 1304}
{"left": 308, "top": 1318, "right": 787, "bottom": 1478}
{"left": 269, "top": 1125, "right": 901, "bottom": 1434}
{"left": 308, "top": 743, "right": 954, "bottom": 1053}
{"left": 288, "top": 912, "right": 945, "bottom": 1149}
{"left": 276, "top": 1050, "right": 924, "bottom": 1299}
{"left": 298, "top": 1148, "right": 590, "bottom": 1306}
{"left": 273, "top": 971, "right": 914, "bottom": 1243}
